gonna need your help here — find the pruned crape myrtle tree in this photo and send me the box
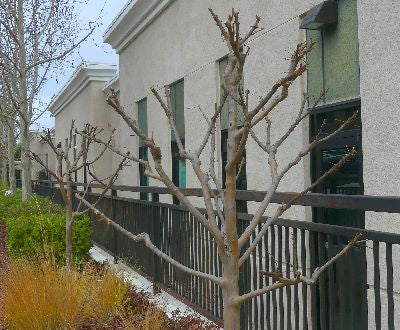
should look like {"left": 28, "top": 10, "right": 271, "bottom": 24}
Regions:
{"left": 30, "top": 121, "right": 128, "bottom": 270}
{"left": 0, "top": 0, "right": 97, "bottom": 201}
{"left": 77, "top": 9, "right": 361, "bottom": 329}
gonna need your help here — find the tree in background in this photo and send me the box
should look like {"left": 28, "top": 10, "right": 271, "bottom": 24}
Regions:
{"left": 0, "top": 89, "right": 18, "bottom": 192}
{"left": 77, "top": 9, "right": 361, "bottom": 329}
{"left": 30, "top": 120, "right": 128, "bottom": 269}
{"left": 0, "top": 121, "right": 8, "bottom": 183}
{"left": 0, "top": 0, "right": 97, "bottom": 200}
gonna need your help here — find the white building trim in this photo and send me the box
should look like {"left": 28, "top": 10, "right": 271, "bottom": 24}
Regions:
{"left": 47, "top": 62, "right": 117, "bottom": 116}
{"left": 102, "top": 74, "right": 120, "bottom": 93}
{"left": 103, "top": 0, "right": 176, "bottom": 53}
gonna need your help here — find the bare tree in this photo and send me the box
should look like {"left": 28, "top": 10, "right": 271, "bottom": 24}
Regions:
{"left": 77, "top": 9, "right": 361, "bottom": 329}
{"left": 30, "top": 121, "right": 128, "bottom": 269}
{"left": 0, "top": 98, "right": 17, "bottom": 192}
{"left": 0, "top": 0, "right": 97, "bottom": 201}
{"left": 0, "top": 122, "right": 8, "bottom": 183}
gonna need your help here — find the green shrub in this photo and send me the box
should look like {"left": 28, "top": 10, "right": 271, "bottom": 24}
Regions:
{"left": 6, "top": 211, "right": 92, "bottom": 265}
{"left": 0, "top": 182, "right": 92, "bottom": 265}
{"left": 0, "top": 192, "right": 63, "bottom": 223}
{"left": 0, "top": 184, "right": 22, "bottom": 220}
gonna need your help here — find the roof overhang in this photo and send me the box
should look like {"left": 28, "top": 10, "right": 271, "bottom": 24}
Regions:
{"left": 104, "top": 0, "right": 176, "bottom": 53}
{"left": 47, "top": 62, "right": 117, "bottom": 116}
{"left": 300, "top": 1, "right": 338, "bottom": 30}
{"left": 102, "top": 74, "right": 120, "bottom": 93}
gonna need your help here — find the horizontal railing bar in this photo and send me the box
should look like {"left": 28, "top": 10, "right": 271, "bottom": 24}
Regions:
{"left": 70, "top": 189, "right": 400, "bottom": 245}
{"left": 33, "top": 180, "right": 400, "bottom": 213}
{"left": 240, "top": 214, "right": 400, "bottom": 245}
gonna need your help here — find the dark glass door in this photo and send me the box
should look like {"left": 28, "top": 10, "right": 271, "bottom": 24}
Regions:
{"left": 311, "top": 101, "right": 367, "bottom": 330}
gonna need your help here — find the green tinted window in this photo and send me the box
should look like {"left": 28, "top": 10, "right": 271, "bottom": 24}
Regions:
{"left": 170, "top": 80, "right": 186, "bottom": 199}
{"left": 170, "top": 80, "right": 185, "bottom": 140}
{"left": 307, "top": 0, "right": 360, "bottom": 105}
{"left": 137, "top": 98, "right": 148, "bottom": 147}
{"left": 137, "top": 98, "right": 149, "bottom": 200}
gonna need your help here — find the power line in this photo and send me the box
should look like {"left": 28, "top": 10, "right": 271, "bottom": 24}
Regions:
{"left": 121, "top": 12, "right": 300, "bottom": 104}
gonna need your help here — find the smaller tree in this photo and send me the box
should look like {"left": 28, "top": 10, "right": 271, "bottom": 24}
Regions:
{"left": 29, "top": 120, "right": 128, "bottom": 269}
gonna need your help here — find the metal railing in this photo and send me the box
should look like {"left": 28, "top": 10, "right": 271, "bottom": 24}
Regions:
{"left": 32, "top": 180, "right": 400, "bottom": 330}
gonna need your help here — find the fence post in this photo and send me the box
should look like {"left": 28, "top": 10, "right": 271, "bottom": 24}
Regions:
{"left": 152, "top": 192, "right": 161, "bottom": 293}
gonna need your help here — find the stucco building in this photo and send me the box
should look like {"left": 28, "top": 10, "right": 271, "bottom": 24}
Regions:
{"left": 29, "top": 130, "right": 56, "bottom": 180}
{"left": 47, "top": 0, "right": 400, "bottom": 328}
{"left": 47, "top": 62, "right": 119, "bottom": 184}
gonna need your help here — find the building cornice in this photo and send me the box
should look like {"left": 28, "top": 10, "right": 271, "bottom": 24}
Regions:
{"left": 102, "top": 74, "right": 120, "bottom": 93}
{"left": 104, "top": 0, "right": 176, "bottom": 53}
{"left": 47, "top": 62, "right": 117, "bottom": 116}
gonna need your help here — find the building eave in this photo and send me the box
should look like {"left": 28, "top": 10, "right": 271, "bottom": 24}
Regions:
{"left": 47, "top": 62, "right": 117, "bottom": 117}
{"left": 102, "top": 74, "right": 120, "bottom": 93}
{"left": 103, "top": 0, "right": 175, "bottom": 54}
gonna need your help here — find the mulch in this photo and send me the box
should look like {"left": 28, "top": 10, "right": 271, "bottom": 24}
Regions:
{"left": 0, "top": 222, "right": 8, "bottom": 261}
{"left": 0, "top": 222, "right": 7, "bottom": 330}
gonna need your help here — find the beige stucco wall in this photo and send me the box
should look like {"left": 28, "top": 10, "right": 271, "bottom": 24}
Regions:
{"left": 358, "top": 1, "right": 400, "bottom": 328}
{"left": 111, "top": 1, "right": 400, "bottom": 328}
{"left": 54, "top": 81, "right": 119, "bottom": 185}
{"left": 115, "top": 0, "right": 327, "bottom": 217}
{"left": 29, "top": 133, "right": 56, "bottom": 180}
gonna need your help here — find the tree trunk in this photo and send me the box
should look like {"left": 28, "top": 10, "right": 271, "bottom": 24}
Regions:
{"left": 20, "top": 121, "right": 32, "bottom": 200}
{"left": 1, "top": 127, "right": 7, "bottom": 184}
{"left": 65, "top": 217, "right": 73, "bottom": 269}
{"left": 1, "top": 157, "right": 7, "bottom": 184}
{"left": 222, "top": 53, "right": 243, "bottom": 329}
{"left": 17, "top": 0, "right": 32, "bottom": 201}
{"left": 65, "top": 178, "right": 73, "bottom": 269}
{"left": 222, "top": 260, "right": 241, "bottom": 330}
{"left": 7, "top": 121, "right": 16, "bottom": 192}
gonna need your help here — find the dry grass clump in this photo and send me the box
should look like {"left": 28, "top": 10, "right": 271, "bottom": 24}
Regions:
{"left": 0, "top": 259, "right": 128, "bottom": 330}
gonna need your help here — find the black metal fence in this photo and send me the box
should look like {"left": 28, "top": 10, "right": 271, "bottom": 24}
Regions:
{"left": 32, "top": 181, "right": 400, "bottom": 330}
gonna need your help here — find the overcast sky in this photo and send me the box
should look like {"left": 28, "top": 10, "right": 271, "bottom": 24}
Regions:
{"left": 35, "top": 0, "right": 128, "bottom": 130}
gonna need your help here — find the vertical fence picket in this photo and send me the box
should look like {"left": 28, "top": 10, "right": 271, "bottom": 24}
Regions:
{"left": 264, "top": 227, "right": 271, "bottom": 330}
{"left": 292, "top": 229, "right": 299, "bottom": 330}
{"left": 386, "top": 243, "right": 394, "bottom": 330}
{"left": 258, "top": 223, "right": 265, "bottom": 330}
{"left": 318, "top": 232, "right": 327, "bottom": 330}
{"left": 285, "top": 226, "right": 292, "bottom": 330}
{"left": 271, "top": 225, "right": 278, "bottom": 330}
{"left": 327, "top": 234, "right": 336, "bottom": 330}
{"left": 301, "top": 229, "right": 308, "bottom": 330}
{"left": 277, "top": 226, "right": 284, "bottom": 330}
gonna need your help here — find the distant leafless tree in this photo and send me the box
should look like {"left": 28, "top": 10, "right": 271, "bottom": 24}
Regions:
{"left": 30, "top": 120, "right": 128, "bottom": 269}
{"left": 0, "top": 90, "right": 17, "bottom": 192}
{"left": 0, "top": 0, "right": 98, "bottom": 201}
{"left": 78, "top": 9, "right": 361, "bottom": 329}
